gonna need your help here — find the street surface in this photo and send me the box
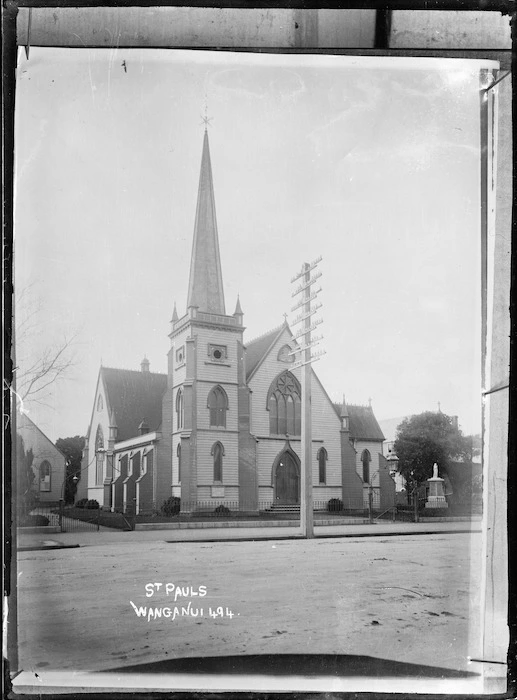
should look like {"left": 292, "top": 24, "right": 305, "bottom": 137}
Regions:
{"left": 15, "top": 531, "right": 481, "bottom": 684}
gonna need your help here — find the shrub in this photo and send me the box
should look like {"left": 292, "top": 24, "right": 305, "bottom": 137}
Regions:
{"left": 75, "top": 498, "right": 88, "bottom": 509}
{"left": 327, "top": 498, "right": 343, "bottom": 512}
{"left": 214, "top": 504, "right": 230, "bottom": 515}
{"left": 85, "top": 499, "right": 99, "bottom": 510}
{"left": 161, "top": 496, "right": 181, "bottom": 517}
{"left": 20, "top": 514, "right": 49, "bottom": 527}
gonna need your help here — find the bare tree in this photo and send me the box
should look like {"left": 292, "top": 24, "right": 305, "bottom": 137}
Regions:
{"left": 12, "top": 285, "right": 78, "bottom": 407}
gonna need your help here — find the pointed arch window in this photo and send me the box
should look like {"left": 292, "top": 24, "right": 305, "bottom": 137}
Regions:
{"left": 39, "top": 460, "right": 51, "bottom": 492}
{"left": 361, "top": 449, "right": 371, "bottom": 483}
{"left": 317, "top": 447, "right": 328, "bottom": 485}
{"left": 208, "top": 386, "right": 228, "bottom": 428}
{"left": 95, "top": 425, "right": 104, "bottom": 485}
{"left": 176, "top": 389, "right": 184, "bottom": 430}
{"left": 177, "top": 443, "right": 182, "bottom": 483}
{"left": 211, "top": 442, "right": 224, "bottom": 483}
{"left": 267, "top": 371, "right": 301, "bottom": 436}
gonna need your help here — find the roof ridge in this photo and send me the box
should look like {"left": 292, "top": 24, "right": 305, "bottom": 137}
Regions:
{"left": 102, "top": 366, "right": 166, "bottom": 377}
{"left": 245, "top": 323, "right": 284, "bottom": 346}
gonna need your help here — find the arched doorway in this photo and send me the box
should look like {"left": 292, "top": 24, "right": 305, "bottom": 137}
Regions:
{"left": 274, "top": 450, "right": 300, "bottom": 504}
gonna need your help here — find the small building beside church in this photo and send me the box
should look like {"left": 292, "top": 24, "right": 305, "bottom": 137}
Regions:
{"left": 82, "top": 128, "right": 394, "bottom": 515}
{"left": 17, "top": 410, "right": 67, "bottom": 507}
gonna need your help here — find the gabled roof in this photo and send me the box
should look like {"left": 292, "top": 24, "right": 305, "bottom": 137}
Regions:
{"left": 245, "top": 324, "right": 287, "bottom": 380}
{"left": 17, "top": 409, "right": 67, "bottom": 460}
{"left": 101, "top": 368, "right": 167, "bottom": 442}
{"left": 332, "top": 403, "right": 385, "bottom": 441}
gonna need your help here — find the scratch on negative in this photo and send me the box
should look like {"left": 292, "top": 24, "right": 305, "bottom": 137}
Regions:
{"left": 378, "top": 587, "right": 425, "bottom": 597}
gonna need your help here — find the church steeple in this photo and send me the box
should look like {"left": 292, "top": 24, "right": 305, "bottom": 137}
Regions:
{"left": 186, "top": 129, "right": 225, "bottom": 315}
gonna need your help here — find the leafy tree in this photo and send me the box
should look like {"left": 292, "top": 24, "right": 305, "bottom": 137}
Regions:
{"left": 393, "top": 411, "right": 467, "bottom": 488}
{"left": 55, "top": 435, "right": 85, "bottom": 503}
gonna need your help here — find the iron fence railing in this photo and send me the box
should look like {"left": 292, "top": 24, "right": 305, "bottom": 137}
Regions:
{"left": 138, "top": 498, "right": 372, "bottom": 518}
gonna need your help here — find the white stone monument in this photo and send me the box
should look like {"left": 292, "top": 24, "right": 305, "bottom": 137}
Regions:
{"left": 425, "top": 463, "right": 448, "bottom": 509}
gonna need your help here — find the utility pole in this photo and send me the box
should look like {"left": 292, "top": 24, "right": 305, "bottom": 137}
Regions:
{"left": 290, "top": 257, "right": 325, "bottom": 539}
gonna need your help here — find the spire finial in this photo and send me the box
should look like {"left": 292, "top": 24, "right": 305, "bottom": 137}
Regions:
{"left": 200, "top": 99, "right": 213, "bottom": 130}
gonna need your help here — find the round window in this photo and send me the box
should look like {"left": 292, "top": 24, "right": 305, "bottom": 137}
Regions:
{"left": 213, "top": 349, "right": 222, "bottom": 360}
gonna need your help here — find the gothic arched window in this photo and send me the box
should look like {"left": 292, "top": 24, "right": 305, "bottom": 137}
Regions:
{"left": 317, "top": 447, "right": 328, "bottom": 485}
{"left": 211, "top": 442, "right": 224, "bottom": 482}
{"left": 177, "top": 443, "right": 182, "bottom": 483}
{"left": 95, "top": 425, "right": 104, "bottom": 485}
{"left": 361, "top": 449, "right": 371, "bottom": 483}
{"left": 40, "top": 460, "right": 51, "bottom": 492}
{"left": 267, "top": 371, "right": 301, "bottom": 436}
{"left": 176, "top": 389, "right": 184, "bottom": 430}
{"left": 208, "top": 386, "right": 228, "bottom": 428}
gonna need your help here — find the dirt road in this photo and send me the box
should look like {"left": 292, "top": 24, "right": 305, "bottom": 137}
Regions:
{"left": 16, "top": 532, "right": 480, "bottom": 677}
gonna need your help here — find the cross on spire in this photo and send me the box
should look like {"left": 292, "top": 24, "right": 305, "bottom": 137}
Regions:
{"left": 200, "top": 100, "right": 213, "bottom": 130}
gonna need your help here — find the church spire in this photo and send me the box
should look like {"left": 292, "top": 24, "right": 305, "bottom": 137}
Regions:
{"left": 186, "top": 129, "right": 225, "bottom": 315}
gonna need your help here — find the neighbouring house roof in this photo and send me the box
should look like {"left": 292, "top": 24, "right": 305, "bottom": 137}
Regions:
{"left": 333, "top": 403, "right": 385, "bottom": 441}
{"left": 17, "top": 410, "right": 67, "bottom": 460}
{"left": 245, "top": 324, "right": 286, "bottom": 380}
{"left": 101, "top": 368, "right": 167, "bottom": 442}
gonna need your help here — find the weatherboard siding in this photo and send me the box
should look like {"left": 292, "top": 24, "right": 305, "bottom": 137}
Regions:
{"left": 248, "top": 326, "right": 299, "bottom": 436}
{"left": 196, "top": 430, "right": 239, "bottom": 485}
{"left": 249, "top": 326, "right": 342, "bottom": 491}
{"left": 195, "top": 383, "right": 239, "bottom": 432}
{"left": 87, "top": 379, "right": 111, "bottom": 499}
{"left": 192, "top": 325, "right": 242, "bottom": 383}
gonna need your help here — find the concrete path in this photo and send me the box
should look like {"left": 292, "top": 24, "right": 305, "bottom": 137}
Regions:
{"left": 16, "top": 519, "right": 481, "bottom": 550}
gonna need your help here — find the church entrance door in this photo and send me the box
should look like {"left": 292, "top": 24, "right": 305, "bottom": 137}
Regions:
{"left": 275, "top": 451, "right": 300, "bottom": 504}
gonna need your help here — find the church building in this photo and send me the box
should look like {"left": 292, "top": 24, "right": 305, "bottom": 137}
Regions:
{"left": 82, "top": 129, "right": 394, "bottom": 515}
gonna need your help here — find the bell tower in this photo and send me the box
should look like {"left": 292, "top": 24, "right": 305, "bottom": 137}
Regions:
{"left": 168, "top": 127, "right": 249, "bottom": 513}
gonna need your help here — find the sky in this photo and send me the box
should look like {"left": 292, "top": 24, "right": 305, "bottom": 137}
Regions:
{"left": 13, "top": 48, "right": 492, "bottom": 442}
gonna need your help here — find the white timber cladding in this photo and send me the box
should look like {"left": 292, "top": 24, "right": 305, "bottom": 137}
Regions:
{"left": 192, "top": 325, "right": 240, "bottom": 382}
{"left": 312, "top": 487, "right": 344, "bottom": 503}
{"left": 196, "top": 431, "right": 239, "bottom": 484}
{"left": 248, "top": 326, "right": 293, "bottom": 436}
{"left": 355, "top": 439, "right": 384, "bottom": 485}
{"left": 249, "top": 325, "right": 342, "bottom": 487}
{"left": 256, "top": 439, "right": 301, "bottom": 487}
{"left": 197, "top": 486, "right": 239, "bottom": 501}
{"left": 17, "top": 413, "right": 67, "bottom": 502}
{"left": 172, "top": 433, "right": 181, "bottom": 485}
{"left": 196, "top": 383, "right": 238, "bottom": 431}
{"left": 87, "top": 377, "right": 111, "bottom": 500}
